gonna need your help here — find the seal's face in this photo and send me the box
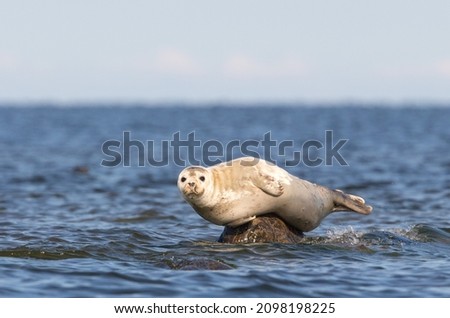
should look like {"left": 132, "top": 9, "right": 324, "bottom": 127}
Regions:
{"left": 177, "top": 167, "right": 210, "bottom": 201}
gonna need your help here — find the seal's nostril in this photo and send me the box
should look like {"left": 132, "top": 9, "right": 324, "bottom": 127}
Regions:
{"left": 188, "top": 182, "right": 195, "bottom": 187}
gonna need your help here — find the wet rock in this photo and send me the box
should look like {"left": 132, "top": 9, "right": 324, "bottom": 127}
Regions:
{"left": 218, "top": 213, "right": 304, "bottom": 244}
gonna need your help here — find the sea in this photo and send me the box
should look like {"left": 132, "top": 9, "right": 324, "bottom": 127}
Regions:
{"left": 0, "top": 104, "right": 449, "bottom": 297}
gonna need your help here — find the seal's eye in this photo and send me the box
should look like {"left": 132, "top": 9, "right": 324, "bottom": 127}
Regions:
{"left": 180, "top": 177, "right": 186, "bottom": 182}
{"left": 199, "top": 176, "right": 205, "bottom": 182}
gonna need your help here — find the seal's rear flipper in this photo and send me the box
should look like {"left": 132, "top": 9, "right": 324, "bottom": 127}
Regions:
{"left": 332, "top": 189, "right": 373, "bottom": 215}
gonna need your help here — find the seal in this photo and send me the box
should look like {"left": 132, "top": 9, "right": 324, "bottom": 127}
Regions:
{"left": 177, "top": 157, "right": 372, "bottom": 232}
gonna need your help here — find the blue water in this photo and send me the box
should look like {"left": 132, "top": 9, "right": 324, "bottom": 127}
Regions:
{"left": 0, "top": 105, "right": 449, "bottom": 297}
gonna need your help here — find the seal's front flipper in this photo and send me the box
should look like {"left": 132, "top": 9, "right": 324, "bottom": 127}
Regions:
{"left": 252, "top": 173, "right": 284, "bottom": 197}
{"left": 332, "top": 189, "right": 373, "bottom": 215}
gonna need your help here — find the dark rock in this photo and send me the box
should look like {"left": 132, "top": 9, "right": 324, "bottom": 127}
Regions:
{"left": 218, "top": 213, "right": 304, "bottom": 244}
{"left": 73, "top": 166, "right": 89, "bottom": 174}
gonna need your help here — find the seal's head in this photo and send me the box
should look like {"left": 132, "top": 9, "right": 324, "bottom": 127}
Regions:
{"left": 177, "top": 166, "right": 211, "bottom": 203}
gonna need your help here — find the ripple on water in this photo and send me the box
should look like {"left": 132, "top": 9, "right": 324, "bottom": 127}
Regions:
{"left": 408, "top": 224, "right": 450, "bottom": 243}
{"left": 113, "top": 209, "right": 177, "bottom": 223}
{"left": 0, "top": 247, "right": 92, "bottom": 260}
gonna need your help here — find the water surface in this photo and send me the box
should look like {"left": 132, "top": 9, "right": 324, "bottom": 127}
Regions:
{"left": 0, "top": 105, "right": 449, "bottom": 297}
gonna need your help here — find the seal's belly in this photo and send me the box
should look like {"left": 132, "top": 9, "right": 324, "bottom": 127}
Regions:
{"left": 274, "top": 181, "right": 336, "bottom": 231}
{"left": 201, "top": 189, "right": 279, "bottom": 225}
{"left": 216, "top": 180, "right": 331, "bottom": 230}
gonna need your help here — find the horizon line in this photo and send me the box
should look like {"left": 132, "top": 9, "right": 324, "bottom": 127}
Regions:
{"left": 0, "top": 98, "right": 450, "bottom": 108}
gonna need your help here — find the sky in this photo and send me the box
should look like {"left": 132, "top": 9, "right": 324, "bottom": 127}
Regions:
{"left": 1, "top": 0, "right": 450, "bottom": 104}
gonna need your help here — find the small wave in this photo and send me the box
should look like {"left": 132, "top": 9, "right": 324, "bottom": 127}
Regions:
{"left": 406, "top": 224, "right": 450, "bottom": 243}
{"left": 0, "top": 247, "right": 92, "bottom": 260}
{"left": 341, "top": 180, "right": 392, "bottom": 191}
{"left": 113, "top": 209, "right": 162, "bottom": 223}
{"left": 299, "top": 226, "right": 366, "bottom": 246}
{"left": 301, "top": 224, "right": 450, "bottom": 249}
{"left": 163, "top": 257, "right": 234, "bottom": 271}
{"left": 10, "top": 175, "right": 47, "bottom": 184}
